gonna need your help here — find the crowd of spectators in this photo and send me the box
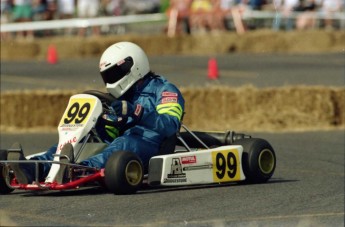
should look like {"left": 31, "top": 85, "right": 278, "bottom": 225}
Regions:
{"left": 0, "top": 0, "right": 162, "bottom": 39}
{"left": 1, "top": 0, "right": 344, "bottom": 40}
{"left": 167, "top": 0, "right": 344, "bottom": 35}
{"left": 272, "top": 0, "right": 344, "bottom": 31}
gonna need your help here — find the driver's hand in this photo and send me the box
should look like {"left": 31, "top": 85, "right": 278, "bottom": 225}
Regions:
{"left": 99, "top": 113, "right": 126, "bottom": 128}
{"left": 111, "top": 100, "right": 143, "bottom": 122}
{"left": 96, "top": 114, "right": 126, "bottom": 141}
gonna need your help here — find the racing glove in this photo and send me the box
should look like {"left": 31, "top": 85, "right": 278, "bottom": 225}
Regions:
{"left": 96, "top": 114, "right": 125, "bottom": 143}
{"left": 111, "top": 100, "right": 143, "bottom": 122}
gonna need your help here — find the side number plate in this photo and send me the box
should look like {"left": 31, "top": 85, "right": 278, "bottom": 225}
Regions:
{"left": 212, "top": 149, "right": 241, "bottom": 182}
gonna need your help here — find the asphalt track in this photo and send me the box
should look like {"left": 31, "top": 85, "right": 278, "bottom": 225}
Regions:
{"left": 0, "top": 131, "right": 344, "bottom": 226}
{"left": 1, "top": 53, "right": 344, "bottom": 91}
{"left": 0, "top": 53, "right": 344, "bottom": 226}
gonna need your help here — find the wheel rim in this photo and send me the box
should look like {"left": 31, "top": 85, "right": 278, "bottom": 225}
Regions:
{"left": 258, "top": 149, "right": 275, "bottom": 174}
{"left": 125, "top": 160, "right": 142, "bottom": 186}
{"left": 1, "top": 166, "right": 14, "bottom": 189}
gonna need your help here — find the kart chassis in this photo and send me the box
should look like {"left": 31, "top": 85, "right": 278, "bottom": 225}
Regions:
{"left": 0, "top": 91, "right": 276, "bottom": 194}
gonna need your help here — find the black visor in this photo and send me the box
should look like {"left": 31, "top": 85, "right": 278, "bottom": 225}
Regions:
{"left": 101, "top": 57, "right": 133, "bottom": 84}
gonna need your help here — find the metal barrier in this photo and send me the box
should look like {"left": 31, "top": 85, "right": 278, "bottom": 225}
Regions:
{"left": 242, "top": 11, "right": 345, "bottom": 20}
{"left": 0, "top": 13, "right": 167, "bottom": 33}
{"left": 1, "top": 11, "right": 344, "bottom": 33}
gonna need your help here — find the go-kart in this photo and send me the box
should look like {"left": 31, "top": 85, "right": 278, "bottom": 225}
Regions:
{"left": 0, "top": 91, "right": 276, "bottom": 195}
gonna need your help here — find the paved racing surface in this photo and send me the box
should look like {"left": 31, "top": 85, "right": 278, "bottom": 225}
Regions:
{"left": 1, "top": 53, "right": 344, "bottom": 91}
{"left": 1, "top": 53, "right": 344, "bottom": 226}
{"left": 0, "top": 131, "right": 344, "bottom": 226}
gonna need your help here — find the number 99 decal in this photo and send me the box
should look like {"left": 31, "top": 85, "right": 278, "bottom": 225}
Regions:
{"left": 64, "top": 102, "right": 90, "bottom": 124}
{"left": 59, "top": 98, "right": 95, "bottom": 126}
{"left": 212, "top": 149, "right": 240, "bottom": 182}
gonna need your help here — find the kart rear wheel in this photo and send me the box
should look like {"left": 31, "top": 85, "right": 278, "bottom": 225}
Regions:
{"left": 104, "top": 151, "right": 143, "bottom": 195}
{"left": 234, "top": 138, "right": 276, "bottom": 183}
{"left": 0, "top": 150, "right": 14, "bottom": 194}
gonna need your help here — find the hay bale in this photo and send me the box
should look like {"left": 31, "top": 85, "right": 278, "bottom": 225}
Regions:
{"left": 1, "top": 30, "right": 344, "bottom": 61}
{"left": 0, "top": 87, "right": 344, "bottom": 132}
{"left": 1, "top": 42, "right": 40, "bottom": 60}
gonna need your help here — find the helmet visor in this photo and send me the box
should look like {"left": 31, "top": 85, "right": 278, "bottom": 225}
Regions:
{"left": 101, "top": 57, "right": 133, "bottom": 84}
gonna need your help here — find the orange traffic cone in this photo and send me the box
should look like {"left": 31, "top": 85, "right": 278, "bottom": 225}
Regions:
{"left": 47, "top": 44, "right": 58, "bottom": 64}
{"left": 208, "top": 57, "right": 219, "bottom": 80}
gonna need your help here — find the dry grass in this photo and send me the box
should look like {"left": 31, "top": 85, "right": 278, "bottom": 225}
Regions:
{"left": 1, "top": 30, "right": 344, "bottom": 60}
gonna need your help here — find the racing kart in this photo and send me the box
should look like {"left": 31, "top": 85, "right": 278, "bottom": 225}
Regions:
{"left": 0, "top": 90, "right": 276, "bottom": 195}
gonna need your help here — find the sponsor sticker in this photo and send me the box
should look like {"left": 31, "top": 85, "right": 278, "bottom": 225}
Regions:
{"left": 161, "top": 97, "right": 178, "bottom": 104}
{"left": 181, "top": 156, "right": 197, "bottom": 164}
{"left": 134, "top": 104, "right": 143, "bottom": 117}
{"left": 162, "top": 91, "right": 178, "bottom": 97}
{"left": 60, "top": 124, "right": 84, "bottom": 131}
{"left": 164, "top": 178, "right": 187, "bottom": 183}
{"left": 164, "top": 158, "right": 187, "bottom": 184}
{"left": 58, "top": 136, "right": 77, "bottom": 151}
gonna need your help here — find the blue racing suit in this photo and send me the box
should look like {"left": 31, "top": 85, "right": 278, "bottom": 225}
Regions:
{"left": 31, "top": 74, "right": 185, "bottom": 176}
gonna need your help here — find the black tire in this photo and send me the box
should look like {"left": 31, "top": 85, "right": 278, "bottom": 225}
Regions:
{"left": 104, "top": 151, "right": 143, "bottom": 195}
{"left": 234, "top": 138, "right": 276, "bottom": 184}
{"left": 0, "top": 149, "right": 14, "bottom": 194}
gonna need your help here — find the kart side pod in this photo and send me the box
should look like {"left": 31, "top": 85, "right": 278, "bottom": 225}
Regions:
{"left": 148, "top": 145, "right": 246, "bottom": 186}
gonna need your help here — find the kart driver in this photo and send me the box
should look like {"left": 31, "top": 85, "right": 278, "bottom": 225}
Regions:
{"left": 8, "top": 41, "right": 185, "bottom": 184}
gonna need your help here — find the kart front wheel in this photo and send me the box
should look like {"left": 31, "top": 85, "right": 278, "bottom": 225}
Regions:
{"left": 234, "top": 138, "right": 276, "bottom": 184}
{"left": 104, "top": 151, "right": 143, "bottom": 195}
{"left": 0, "top": 150, "right": 14, "bottom": 194}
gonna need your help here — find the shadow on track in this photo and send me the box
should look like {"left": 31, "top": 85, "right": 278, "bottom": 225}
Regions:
{"left": 138, "top": 178, "right": 298, "bottom": 195}
{"left": 14, "top": 178, "right": 297, "bottom": 197}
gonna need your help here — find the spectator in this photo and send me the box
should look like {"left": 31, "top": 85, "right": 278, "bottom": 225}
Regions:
{"left": 231, "top": 0, "right": 249, "bottom": 34}
{"left": 123, "top": 0, "right": 161, "bottom": 15}
{"left": 218, "top": 0, "right": 248, "bottom": 34}
{"left": 56, "top": 0, "right": 75, "bottom": 35}
{"left": 160, "top": 0, "right": 170, "bottom": 13}
{"left": 206, "top": 0, "right": 225, "bottom": 32}
{"left": 272, "top": 0, "right": 299, "bottom": 30}
{"left": 45, "top": 0, "right": 57, "bottom": 21}
{"left": 77, "top": 0, "right": 101, "bottom": 37}
{"left": 32, "top": 0, "right": 47, "bottom": 21}
{"left": 219, "top": 0, "right": 237, "bottom": 30}
{"left": 189, "top": 0, "right": 214, "bottom": 33}
{"left": 319, "top": 0, "right": 344, "bottom": 30}
{"left": 32, "top": 0, "right": 50, "bottom": 37}
{"left": 100, "top": 0, "right": 124, "bottom": 16}
{"left": 38, "top": 0, "right": 57, "bottom": 37}
{"left": 12, "top": 0, "right": 34, "bottom": 40}
{"left": 1, "top": 0, "right": 12, "bottom": 40}
{"left": 249, "top": 0, "right": 264, "bottom": 10}
{"left": 166, "top": 0, "right": 192, "bottom": 36}
{"left": 209, "top": 0, "right": 227, "bottom": 32}
{"left": 57, "top": 0, "right": 75, "bottom": 19}
{"left": 295, "top": 0, "right": 318, "bottom": 30}
{"left": 99, "top": 0, "right": 126, "bottom": 34}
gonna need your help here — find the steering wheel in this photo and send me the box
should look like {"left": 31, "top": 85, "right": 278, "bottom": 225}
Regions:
{"left": 82, "top": 90, "right": 119, "bottom": 142}
{"left": 83, "top": 90, "right": 117, "bottom": 110}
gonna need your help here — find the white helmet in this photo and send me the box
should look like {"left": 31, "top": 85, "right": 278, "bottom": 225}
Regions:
{"left": 99, "top": 42, "right": 150, "bottom": 98}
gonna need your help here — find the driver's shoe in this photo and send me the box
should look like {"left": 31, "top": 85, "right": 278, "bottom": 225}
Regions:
{"left": 55, "top": 143, "right": 74, "bottom": 184}
{"left": 7, "top": 142, "right": 33, "bottom": 184}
